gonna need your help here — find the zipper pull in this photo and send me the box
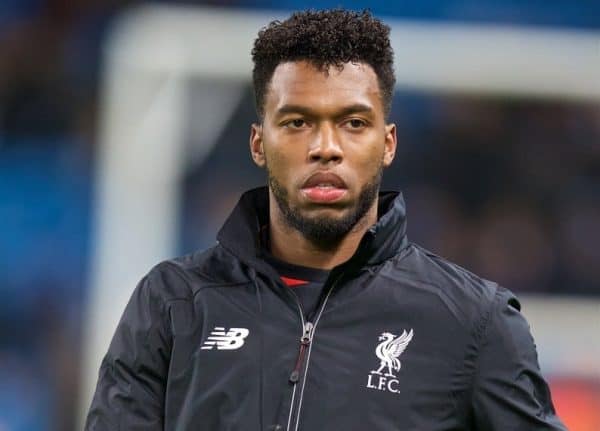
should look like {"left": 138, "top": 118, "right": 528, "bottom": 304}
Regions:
{"left": 289, "top": 322, "right": 314, "bottom": 383}
{"left": 301, "top": 321, "right": 314, "bottom": 344}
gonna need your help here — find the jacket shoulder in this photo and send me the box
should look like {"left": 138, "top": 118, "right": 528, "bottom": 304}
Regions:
{"left": 389, "top": 243, "right": 517, "bottom": 330}
{"left": 145, "top": 243, "right": 252, "bottom": 301}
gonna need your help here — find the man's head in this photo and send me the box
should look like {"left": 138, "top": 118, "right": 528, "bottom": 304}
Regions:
{"left": 249, "top": 10, "right": 397, "bottom": 247}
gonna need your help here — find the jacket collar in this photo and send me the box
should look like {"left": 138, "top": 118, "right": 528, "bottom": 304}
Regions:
{"left": 217, "top": 186, "right": 409, "bottom": 274}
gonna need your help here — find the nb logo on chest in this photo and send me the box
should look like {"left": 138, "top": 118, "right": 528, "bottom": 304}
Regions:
{"left": 201, "top": 327, "right": 249, "bottom": 350}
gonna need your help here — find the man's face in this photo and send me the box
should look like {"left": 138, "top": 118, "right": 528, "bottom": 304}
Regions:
{"left": 250, "top": 61, "right": 396, "bottom": 244}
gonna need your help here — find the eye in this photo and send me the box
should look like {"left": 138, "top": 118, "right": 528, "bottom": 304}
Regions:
{"left": 284, "top": 118, "right": 309, "bottom": 129}
{"left": 344, "top": 118, "right": 368, "bottom": 129}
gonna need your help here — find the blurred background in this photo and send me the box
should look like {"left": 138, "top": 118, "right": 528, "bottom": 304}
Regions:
{"left": 0, "top": 1, "right": 599, "bottom": 430}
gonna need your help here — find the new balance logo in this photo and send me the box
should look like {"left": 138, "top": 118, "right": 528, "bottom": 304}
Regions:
{"left": 201, "top": 327, "right": 249, "bottom": 350}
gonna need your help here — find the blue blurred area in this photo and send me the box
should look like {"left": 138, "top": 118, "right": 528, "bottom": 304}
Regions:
{"left": 168, "top": 0, "right": 600, "bottom": 29}
{"left": 0, "top": 0, "right": 42, "bottom": 28}
{"left": 0, "top": 138, "right": 91, "bottom": 430}
{"left": 0, "top": 138, "right": 91, "bottom": 305}
{"left": 0, "top": 2, "right": 109, "bottom": 428}
{"left": 0, "top": 352, "right": 51, "bottom": 431}
{"left": 277, "top": 0, "right": 600, "bottom": 29}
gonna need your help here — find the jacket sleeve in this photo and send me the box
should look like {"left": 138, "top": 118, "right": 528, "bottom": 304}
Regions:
{"left": 85, "top": 273, "right": 172, "bottom": 430}
{"left": 471, "top": 288, "right": 567, "bottom": 430}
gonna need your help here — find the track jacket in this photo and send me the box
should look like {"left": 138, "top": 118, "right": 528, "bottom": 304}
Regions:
{"left": 86, "top": 187, "right": 566, "bottom": 431}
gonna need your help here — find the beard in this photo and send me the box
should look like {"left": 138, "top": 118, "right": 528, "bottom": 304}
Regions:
{"left": 268, "top": 167, "right": 383, "bottom": 248}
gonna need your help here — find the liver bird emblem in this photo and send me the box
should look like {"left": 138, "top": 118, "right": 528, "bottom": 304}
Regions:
{"left": 371, "top": 329, "right": 413, "bottom": 378}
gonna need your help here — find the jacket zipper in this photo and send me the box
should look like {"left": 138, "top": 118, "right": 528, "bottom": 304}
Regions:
{"left": 284, "top": 289, "right": 308, "bottom": 431}
{"left": 285, "top": 275, "right": 342, "bottom": 431}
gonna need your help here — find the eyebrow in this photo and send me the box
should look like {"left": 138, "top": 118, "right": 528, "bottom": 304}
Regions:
{"left": 275, "top": 103, "right": 374, "bottom": 118}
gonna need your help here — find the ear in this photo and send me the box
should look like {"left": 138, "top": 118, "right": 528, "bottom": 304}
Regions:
{"left": 250, "top": 123, "right": 266, "bottom": 168}
{"left": 382, "top": 123, "right": 397, "bottom": 167}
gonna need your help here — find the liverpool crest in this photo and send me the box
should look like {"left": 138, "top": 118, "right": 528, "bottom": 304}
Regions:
{"left": 366, "top": 329, "right": 413, "bottom": 394}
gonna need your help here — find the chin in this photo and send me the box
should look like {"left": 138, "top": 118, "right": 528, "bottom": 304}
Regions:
{"left": 301, "top": 205, "right": 351, "bottom": 219}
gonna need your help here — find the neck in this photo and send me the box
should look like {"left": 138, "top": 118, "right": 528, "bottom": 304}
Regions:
{"left": 268, "top": 195, "right": 378, "bottom": 270}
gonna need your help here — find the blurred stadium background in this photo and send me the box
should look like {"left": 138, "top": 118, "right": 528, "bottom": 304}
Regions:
{"left": 0, "top": 1, "right": 599, "bottom": 430}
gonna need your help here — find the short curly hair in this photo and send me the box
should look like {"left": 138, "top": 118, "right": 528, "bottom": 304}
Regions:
{"left": 252, "top": 9, "right": 395, "bottom": 120}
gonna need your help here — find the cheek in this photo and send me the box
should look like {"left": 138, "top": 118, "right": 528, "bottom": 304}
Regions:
{"left": 263, "top": 144, "right": 299, "bottom": 185}
{"left": 352, "top": 139, "right": 385, "bottom": 170}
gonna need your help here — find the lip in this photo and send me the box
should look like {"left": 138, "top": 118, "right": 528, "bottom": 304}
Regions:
{"left": 302, "top": 172, "right": 347, "bottom": 189}
{"left": 301, "top": 172, "right": 348, "bottom": 203}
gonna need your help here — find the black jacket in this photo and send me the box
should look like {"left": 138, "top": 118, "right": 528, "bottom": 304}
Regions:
{"left": 86, "top": 187, "right": 566, "bottom": 431}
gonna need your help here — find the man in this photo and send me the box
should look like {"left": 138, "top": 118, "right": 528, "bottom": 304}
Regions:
{"left": 86, "top": 9, "right": 566, "bottom": 431}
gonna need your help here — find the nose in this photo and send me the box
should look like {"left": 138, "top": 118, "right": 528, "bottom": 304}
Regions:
{"left": 308, "top": 123, "right": 343, "bottom": 164}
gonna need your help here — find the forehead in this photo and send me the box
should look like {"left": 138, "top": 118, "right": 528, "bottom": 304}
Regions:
{"left": 265, "top": 61, "right": 382, "bottom": 116}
